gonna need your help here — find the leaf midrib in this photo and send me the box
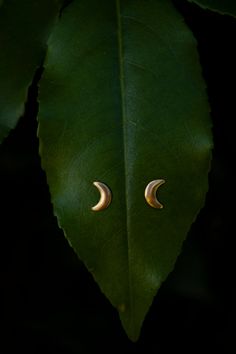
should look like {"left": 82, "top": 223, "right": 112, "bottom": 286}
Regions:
{"left": 116, "top": 0, "right": 134, "bottom": 329}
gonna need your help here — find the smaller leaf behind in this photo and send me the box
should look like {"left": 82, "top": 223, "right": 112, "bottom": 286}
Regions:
{"left": 0, "top": 0, "right": 62, "bottom": 143}
{"left": 187, "top": 0, "right": 236, "bottom": 17}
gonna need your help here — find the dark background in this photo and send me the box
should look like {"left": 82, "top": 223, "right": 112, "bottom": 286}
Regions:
{"left": 0, "top": 1, "right": 235, "bottom": 353}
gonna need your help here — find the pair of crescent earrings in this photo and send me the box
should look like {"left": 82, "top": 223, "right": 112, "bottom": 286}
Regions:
{"left": 92, "top": 179, "right": 165, "bottom": 211}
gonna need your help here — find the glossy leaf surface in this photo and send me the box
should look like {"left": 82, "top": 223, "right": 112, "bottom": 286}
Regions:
{"left": 187, "top": 0, "right": 236, "bottom": 16}
{"left": 0, "top": 0, "right": 62, "bottom": 143}
{"left": 38, "top": 0, "right": 212, "bottom": 340}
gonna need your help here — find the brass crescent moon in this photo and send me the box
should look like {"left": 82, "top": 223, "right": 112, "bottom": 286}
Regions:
{"left": 145, "top": 179, "right": 165, "bottom": 209}
{"left": 91, "top": 182, "right": 112, "bottom": 211}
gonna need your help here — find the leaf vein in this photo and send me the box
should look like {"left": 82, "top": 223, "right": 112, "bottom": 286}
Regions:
{"left": 116, "top": 0, "right": 134, "bottom": 330}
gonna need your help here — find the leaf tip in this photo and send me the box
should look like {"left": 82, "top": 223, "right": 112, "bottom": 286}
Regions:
{"left": 119, "top": 311, "right": 142, "bottom": 342}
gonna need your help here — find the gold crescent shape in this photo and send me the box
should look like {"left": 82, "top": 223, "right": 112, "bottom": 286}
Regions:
{"left": 145, "top": 179, "right": 165, "bottom": 209}
{"left": 91, "top": 182, "right": 112, "bottom": 211}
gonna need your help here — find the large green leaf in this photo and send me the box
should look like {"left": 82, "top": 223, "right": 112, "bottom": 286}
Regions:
{"left": 38, "top": 0, "right": 212, "bottom": 341}
{"left": 187, "top": 0, "right": 236, "bottom": 17}
{"left": 0, "top": 0, "right": 62, "bottom": 143}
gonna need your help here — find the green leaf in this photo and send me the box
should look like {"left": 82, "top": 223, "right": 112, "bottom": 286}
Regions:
{"left": 186, "top": 0, "right": 236, "bottom": 17}
{"left": 0, "top": 0, "right": 62, "bottom": 143}
{"left": 38, "top": 0, "right": 212, "bottom": 341}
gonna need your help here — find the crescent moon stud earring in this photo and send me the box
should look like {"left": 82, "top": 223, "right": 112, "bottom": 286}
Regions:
{"left": 91, "top": 181, "right": 112, "bottom": 211}
{"left": 145, "top": 179, "right": 165, "bottom": 209}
